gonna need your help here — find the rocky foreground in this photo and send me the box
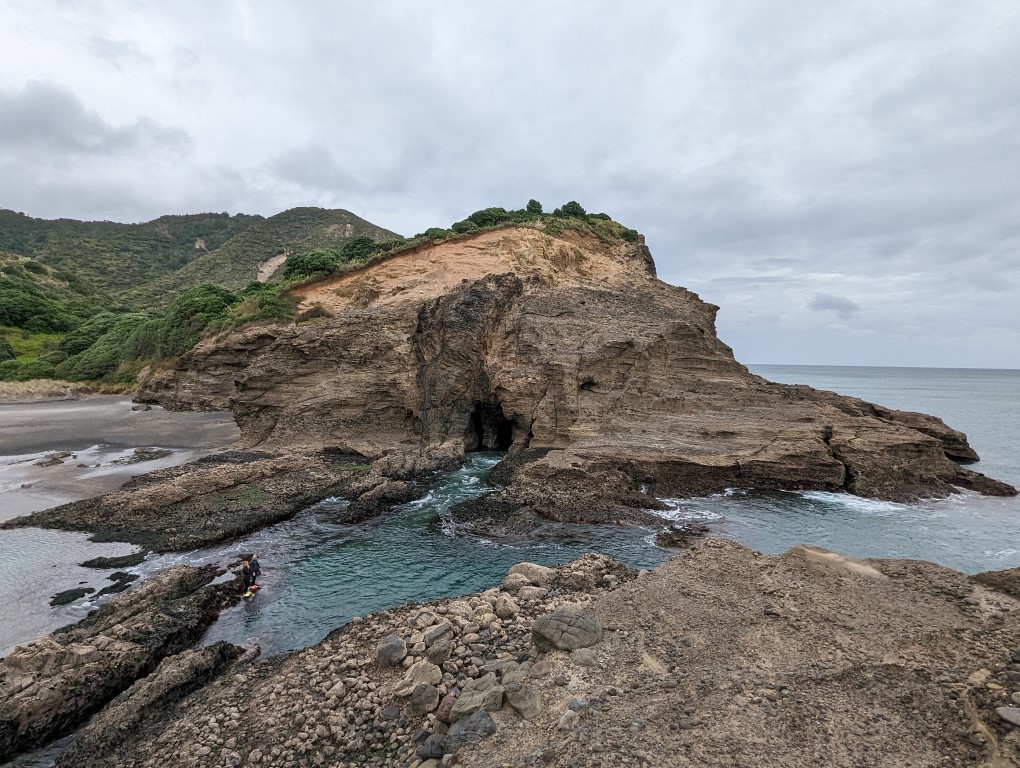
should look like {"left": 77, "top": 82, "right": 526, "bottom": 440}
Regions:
{"left": 15, "top": 540, "right": 1018, "bottom": 768}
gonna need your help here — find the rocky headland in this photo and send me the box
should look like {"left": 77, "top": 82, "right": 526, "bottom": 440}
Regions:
{"left": 4, "top": 224, "right": 1013, "bottom": 550}
{"left": 135, "top": 225, "right": 1013, "bottom": 533}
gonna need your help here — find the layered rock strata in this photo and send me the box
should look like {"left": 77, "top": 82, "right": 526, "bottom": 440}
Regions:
{"left": 43, "top": 543, "right": 1020, "bottom": 767}
{"left": 0, "top": 565, "right": 239, "bottom": 762}
{"left": 137, "top": 226, "right": 1014, "bottom": 522}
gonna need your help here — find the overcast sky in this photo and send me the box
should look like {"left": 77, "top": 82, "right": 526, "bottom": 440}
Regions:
{"left": 1, "top": 1, "right": 1018, "bottom": 368}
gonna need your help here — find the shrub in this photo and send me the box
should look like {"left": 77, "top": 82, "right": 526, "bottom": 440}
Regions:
{"left": 467, "top": 207, "right": 511, "bottom": 227}
{"left": 156, "top": 285, "right": 237, "bottom": 358}
{"left": 418, "top": 228, "right": 451, "bottom": 241}
{"left": 451, "top": 219, "right": 479, "bottom": 234}
{"left": 58, "top": 313, "right": 121, "bottom": 355}
{"left": 228, "top": 283, "right": 296, "bottom": 325}
{"left": 0, "top": 289, "right": 72, "bottom": 331}
{"left": 283, "top": 249, "right": 343, "bottom": 281}
{"left": 0, "top": 337, "right": 14, "bottom": 362}
{"left": 589, "top": 212, "right": 611, "bottom": 221}
{"left": 61, "top": 313, "right": 149, "bottom": 380}
{"left": 620, "top": 228, "right": 640, "bottom": 242}
{"left": 0, "top": 360, "right": 19, "bottom": 380}
{"left": 121, "top": 317, "right": 163, "bottom": 360}
{"left": 526, "top": 199, "right": 543, "bottom": 214}
{"left": 339, "top": 235, "right": 379, "bottom": 262}
{"left": 13, "top": 359, "right": 57, "bottom": 381}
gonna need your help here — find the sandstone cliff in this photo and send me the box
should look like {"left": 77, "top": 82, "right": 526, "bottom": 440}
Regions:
{"left": 139, "top": 225, "right": 1016, "bottom": 514}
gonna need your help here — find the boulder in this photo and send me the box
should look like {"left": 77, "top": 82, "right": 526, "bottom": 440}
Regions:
{"left": 449, "top": 673, "right": 505, "bottom": 721}
{"left": 504, "top": 681, "right": 543, "bottom": 719}
{"left": 409, "top": 683, "right": 441, "bottom": 715}
{"left": 532, "top": 604, "right": 604, "bottom": 652}
{"left": 424, "top": 621, "right": 453, "bottom": 647}
{"left": 447, "top": 709, "right": 497, "bottom": 751}
{"left": 427, "top": 639, "right": 452, "bottom": 665}
{"left": 376, "top": 634, "right": 407, "bottom": 667}
{"left": 393, "top": 661, "right": 442, "bottom": 697}
{"left": 509, "top": 562, "right": 557, "bottom": 586}
{"left": 502, "top": 573, "right": 533, "bottom": 593}
{"left": 494, "top": 595, "right": 520, "bottom": 619}
{"left": 517, "top": 585, "right": 549, "bottom": 601}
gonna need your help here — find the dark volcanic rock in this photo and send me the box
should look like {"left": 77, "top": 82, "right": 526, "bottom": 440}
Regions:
{"left": 0, "top": 565, "right": 237, "bottom": 762}
{"left": 1, "top": 451, "right": 360, "bottom": 551}
{"left": 49, "top": 586, "right": 95, "bottom": 606}
{"left": 79, "top": 553, "right": 147, "bottom": 569}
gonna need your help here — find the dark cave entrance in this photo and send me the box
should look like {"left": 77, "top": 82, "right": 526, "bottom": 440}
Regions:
{"left": 466, "top": 402, "right": 515, "bottom": 451}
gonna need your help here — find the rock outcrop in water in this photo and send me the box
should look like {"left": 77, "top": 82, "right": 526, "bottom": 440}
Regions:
{"left": 0, "top": 565, "right": 240, "bottom": 762}
{"left": 136, "top": 225, "right": 1014, "bottom": 521}
{"left": 44, "top": 542, "right": 1020, "bottom": 767}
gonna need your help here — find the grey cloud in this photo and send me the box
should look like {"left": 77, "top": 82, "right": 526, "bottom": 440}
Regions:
{"left": 0, "top": 81, "right": 190, "bottom": 155}
{"left": 85, "top": 37, "right": 153, "bottom": 69}
{"left": 809, "top": 293, "right": 861, "bottom": 320}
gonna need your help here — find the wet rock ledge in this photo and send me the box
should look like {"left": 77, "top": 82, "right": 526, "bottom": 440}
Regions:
{"left": 35, "top": 542, "right": 1020, "bottom": 768}
{"left": 0, "top": 565, "right": 240, "bottom": 762}
{"left": 0, "top": 448, "right": 458, "bottom": 551}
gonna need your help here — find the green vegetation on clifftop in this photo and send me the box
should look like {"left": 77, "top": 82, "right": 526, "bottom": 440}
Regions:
{"left": 0, "top": 201, "right": 639, "bottom": 385}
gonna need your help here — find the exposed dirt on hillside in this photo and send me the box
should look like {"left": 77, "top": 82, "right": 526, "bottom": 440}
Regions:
{"left": 292, "top": 228, "right": 651, "bottom": 315}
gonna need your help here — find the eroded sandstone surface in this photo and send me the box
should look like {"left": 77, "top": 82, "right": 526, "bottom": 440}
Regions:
{"left": 136, "top": 225, "right": 1013, "bottom": 524}
{"left": 44, "top": 542, "right": 1020, "bottom": 767}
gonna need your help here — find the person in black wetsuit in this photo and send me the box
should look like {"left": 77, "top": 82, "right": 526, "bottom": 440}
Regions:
{"left": 250, "top": 554, "right": 262, "bottom": 586}
{"left": 241, "top": 559, "right": 254, "bottom": 595}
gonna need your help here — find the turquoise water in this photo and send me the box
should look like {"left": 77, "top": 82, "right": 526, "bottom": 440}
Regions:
{"left": 140, "top": 454, "right": 669, "bottom": 656}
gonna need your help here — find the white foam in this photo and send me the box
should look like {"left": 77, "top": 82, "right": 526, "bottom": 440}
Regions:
{"left": 798, "top": 491, "right": 907, "bottom": 515}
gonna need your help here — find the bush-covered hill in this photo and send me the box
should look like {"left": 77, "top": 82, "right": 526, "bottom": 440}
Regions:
{"left": 0, "top": 209, "right": 260, "bottom": 297}
{"left": 122, "top": 208, "right": 401, "bottom": 307}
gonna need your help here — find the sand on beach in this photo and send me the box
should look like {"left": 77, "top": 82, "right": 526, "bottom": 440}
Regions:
{"left": 0, "top": 395, "right": 241, "bottom": 654}
{"left": 0, "top": 396, "right": 240, "bottom": 517}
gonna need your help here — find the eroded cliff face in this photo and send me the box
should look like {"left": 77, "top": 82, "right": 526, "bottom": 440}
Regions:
{"left": 139, "top": 226, "right": 1016, "bottom": 509}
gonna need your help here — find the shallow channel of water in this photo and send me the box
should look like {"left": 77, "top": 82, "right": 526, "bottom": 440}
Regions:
{"left": 137, "top": 453, "right": 672, "bottom": 656}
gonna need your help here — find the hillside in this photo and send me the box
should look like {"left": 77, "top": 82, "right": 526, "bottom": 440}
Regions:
{"left": 0, "top": 206, "right": 401, "bottom": 383}
{"left": 0, "top": 209, "right": 260, "bottom": 297}
{"left": 122, "top": 207, "right": 401, "bottom": 307}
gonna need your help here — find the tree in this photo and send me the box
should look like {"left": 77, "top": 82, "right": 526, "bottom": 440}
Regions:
{"left": 526, "top": 199, "right": 543, "bottom": 214}
{"left": 561, "top": 200, "right": 586, "bottom": 218}
{"left": 451, "top": 219, "right": 479, "bottom": 234}
{"left": 467, "top": 207, "right": 511, "bottom": 227}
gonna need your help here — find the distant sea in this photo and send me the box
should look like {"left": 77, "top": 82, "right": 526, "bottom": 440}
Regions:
{"left": 679, "top": 364, "right": 1020, "bottom": 574}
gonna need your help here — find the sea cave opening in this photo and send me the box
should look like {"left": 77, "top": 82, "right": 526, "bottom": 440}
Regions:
{"left": 466, "top": 402, "right": 515, "bottom": 451}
